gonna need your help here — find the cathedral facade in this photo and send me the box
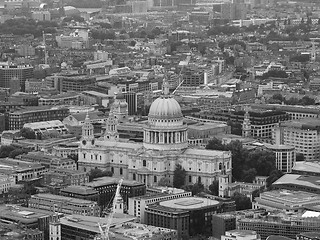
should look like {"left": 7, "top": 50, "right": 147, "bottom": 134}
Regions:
{"left": 78, "top": 87, "right": 232, "bottom": 187}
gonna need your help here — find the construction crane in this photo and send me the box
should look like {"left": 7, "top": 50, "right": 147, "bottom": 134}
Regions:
{"left": 96, "top": 179, "right": 123, "bottom": 240}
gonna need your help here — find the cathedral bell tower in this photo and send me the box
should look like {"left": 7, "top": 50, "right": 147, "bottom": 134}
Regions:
{"left": 104, "top": 114, "right": 119, "bottom": 142}
{"left": 242, "top": 106, "right": 251, "bottom": 138}
{"left": 80, "top": 112, "right": 95, "bottom": 147}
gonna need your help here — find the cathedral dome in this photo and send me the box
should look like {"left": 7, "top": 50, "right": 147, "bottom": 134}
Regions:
{"left": 148, "top": 96, "right": 183, "bottom": 120}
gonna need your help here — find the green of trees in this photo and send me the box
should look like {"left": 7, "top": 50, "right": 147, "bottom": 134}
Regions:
{"left": 261, "top": 70, "right": 288, "bottom": 79}
{"left": 206, "top": 139, "right": 278, "bottom": 183}
{"left": 88, "top": 168, "right": 113, "bottom": 182}
{"left": 269, "top": 94, "right": 315, "bottom": 105}
{"left": 19, "top": 127, "right": 36, "bottom": 139}
{"left": 0, "top": 19, "right": 57, "bottom": 37}
{"left": 0, "top": 145, "right": 29, "bottom": 158}
{"left": 158, "top": 177, "right": 171, "bottom": 187}
{"left": 91, "top": 29, "right": 116, "bottom": 40}
{"left": 231, "top": 192, "right": 252, "bottom": 210}
{"left": 173, "top": 164, "right": 186, "bottom": 188}
{"left": 209, "top": 180, "right": 219, "bottom": 196}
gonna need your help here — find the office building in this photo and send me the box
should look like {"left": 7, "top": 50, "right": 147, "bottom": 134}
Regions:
{"left": 146, "top": 196, "right": 223, "bottom": 239}
{"left": 252, "top": 190, "right": 320, "bottom": 212}
{"left": 292, "top": 161, "right": 320, "bottom": 176}
{"left": 23, "top": 120, "right": 68, "bottom": 136}
{"left": 264, "top": 144, "right": 295, "bottom": 173}
{"left": 123, "top": 91, "right": 137, "bottom": 115}
{"left": 38, "top": 92, "right": 81, "bottom": 106}
{"left": 53, "top": 214, "right": 176, "bottom": 240}
{"left": 8, "top": 106, "right": 69, "bottom": 130}
{"left": 29, "top": 193, "right": 100, "bottom": 216}
{"left": 238, "top": 211, "right": 320, "bottom": 240}
{"left": 84, "top": 177, "right": 146, "bottom": 209}
{"left": 251, "top": 104, "right": 320, "bottom": 120}
{"left": 212, "top": 213, "right": 237, "bottom": 239}
{"left": 273, "top": 118, "right": 320, "bottom": 161}
{"left": 0, "top": 174, "right": 15, "bottom": 196}
{"left": 60, "top": 185, "right": 99, "bottom": 203}
{"left": 128, "top": 190, "right": 192, "bottom": 223}
{"left": 42, "top": 169, "right": 89, "bottom": 188}
{"left": 0, "top": 205, "right": 60, "bottom": 240}
{"left": 272, "top": 173, "right": 320, "bottom": 194}
{"left": 0, "top": 64, "right": 34, "bottom": 92}
{"left": 0, "top": 158, "right": 47, "bottom": 183}
{"left": 17, "top": 152, "right": 76, "bottom": 170}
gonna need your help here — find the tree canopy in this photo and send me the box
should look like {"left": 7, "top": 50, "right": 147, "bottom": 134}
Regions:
{"left": 173, "top": 164, "right": 186, "bottom": 188}
{"left": 206, "top": 138, "right": 277, "bottom": 182}
{"left": 261, "top": 70, "right": 288, "bottom": 79}
{"left": 0, "top": 19, "right": 57, "bottom": 37}
{"left": 20, "top": 128, "right": 36, "bottom": 139}
{"left": 231, "top": 192, "right": 252, "bottom": 210}
{"left": 88, "top": 168, "right": 113, "bottom": 182}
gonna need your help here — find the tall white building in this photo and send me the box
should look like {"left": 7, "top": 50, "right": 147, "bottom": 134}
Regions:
{"left": 273, "top": 118, "right": 320, "bottom": 161}
{"left": 78, "top": 82, "right": 232, "bottom": 187}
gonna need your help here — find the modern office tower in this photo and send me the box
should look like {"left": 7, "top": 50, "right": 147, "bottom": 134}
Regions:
{"left": 273, "top": 118, "right": 320, "bottom": 161}
{"left": 0, "top": 64, "right": 34, "bottom": 92}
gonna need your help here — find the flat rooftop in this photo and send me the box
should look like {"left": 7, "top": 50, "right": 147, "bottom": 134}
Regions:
{"left": 280, "top": 118, "right": 320, "bottom": 130}
{"left": 9, "top": 106, "right": 68, "bottom": 114}
{"left": 260, "top": 190, "right": 320, "bottom": 204}
{"left": 159, "top": 197, "right": 220, "bottom": 210}
{"left": 85, "top": 177, "right": 145, "bottom": 188}
{"left": 273, "top": 174, "right": 320, "bottom": 191}
{"left": 292, "top": 161, "right": 320, "bottom": 174}
{"left": 187, "top": 122, "right": 227, "bottom": 130}
{"left": 31, "top": 193, "right": 96, "bottom": 205}
{"left": 60, "top": 214, "right": 136, "bottom": 234}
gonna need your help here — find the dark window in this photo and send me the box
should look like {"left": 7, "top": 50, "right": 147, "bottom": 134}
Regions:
{"left": 143, "top": 160, "right": 146, "bottom": 167}
{"left": 120, "top": 168, "right": 123, "bottom": 175}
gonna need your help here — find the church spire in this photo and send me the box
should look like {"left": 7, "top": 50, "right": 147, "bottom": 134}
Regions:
{"left": 242, "top": 105, "right": 251, "bottom": 138}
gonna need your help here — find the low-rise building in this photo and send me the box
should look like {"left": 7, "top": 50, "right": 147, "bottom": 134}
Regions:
{"left": 17, "top": 152, "right": 76, "bottom": 170}
{"left": 23, "top": 120, "right": 68, "bottom": 136}
{"left": 29, "top": 193, "right": 100, "bottom": 216}
{"left": 0, "top": 158, "right": 47, "bottom": 183}
{"left": 0, "top": 205, "right": 61, "bottom": 240}
{"left": 222, "top": 230, "right": 261, "bottom": 240}
{"left": 52, "top": 214, "right": 177, "bottom": 240}
{"left": 8, "top": 106, "right": 69, "bottom": 130}
{"left": 84, "top": 177, "right": 146, "bottom": 209}
{"left": 60, "top": 185, "right": 99, "bottom": 203}
{"left": 42, "top": 169, "right": 89, "bottom": 188}
{"left": 145, "top": 196, "right": 223, "bottom": 239}
{"left": 252, "top": 190, "right": 320, "bottom": 212}
{"left": 38, "top": 92, "right": 81, "bottom": 106}
{"left": 128, "top": 190, "right": 192, "bottom": 223}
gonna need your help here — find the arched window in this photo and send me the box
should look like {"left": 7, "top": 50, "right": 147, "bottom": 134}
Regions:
{"left": 154, "top": 176, "right": 157, "bottom": 183}
{"left": 111, "top": 167, "right": 114, "bottom": 174}
{"left": 189, "top": 176, "right": 192, "bottom": 182}
{"left": 120, "top": 168, "right": 123, "bottom": 175}
{"left": 219, "top": 162, "right": 222, "bottom": 170}
{"left": 133, "top": 173, "right": 136, "bottom": 181}
{"left": 198, "top": 176, "right": 201, "bottom": 183}
{"left": 143, "top": 160, "right": 146, "bottom": 167}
